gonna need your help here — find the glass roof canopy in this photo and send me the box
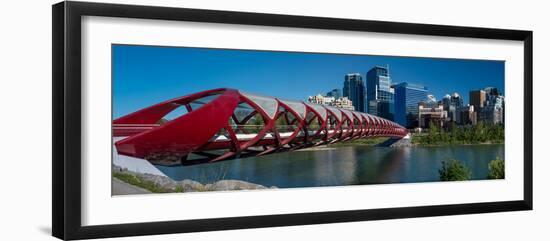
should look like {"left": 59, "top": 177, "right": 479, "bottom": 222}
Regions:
{"left": 240, "top": 92, "right": 279, "bottom": 119}
{"left": 238, "top": 90, "right": 402, "bottom": 128}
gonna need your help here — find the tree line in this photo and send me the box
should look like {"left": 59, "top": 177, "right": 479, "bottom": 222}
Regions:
{"left": 415, "top": 121, "right": 504, "bottom": 145}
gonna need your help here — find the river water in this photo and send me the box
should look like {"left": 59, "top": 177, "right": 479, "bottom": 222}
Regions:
{"left": 155, "top": 144, "right": 504, "bottom": 188}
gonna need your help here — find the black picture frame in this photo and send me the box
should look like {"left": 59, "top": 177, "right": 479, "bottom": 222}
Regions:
{"left": 52, "top": 1, "right": 533, "bottom": 240}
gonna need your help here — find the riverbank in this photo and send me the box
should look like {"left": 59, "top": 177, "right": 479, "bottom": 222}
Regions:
{"left": 411, "top": 141, "right": 504, "bottom": 147}
{"left": 112, "top": 165, "right": 277, "bottom": 195}
{"left": 295, "top": 146, "right": 338, "bottom": 151}
{"left": 328, "top": 137, "right": 390, "bottom": 147}
{"left": 410, "top": 133, "right": 504, "bottom": 146}
{"left": 319, "top": 134, "right": 503, "bottom": 148}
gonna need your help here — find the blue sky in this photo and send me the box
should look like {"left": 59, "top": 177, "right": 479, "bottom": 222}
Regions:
{"left": 113, "top": 44, "right": 504, "bottom": 118}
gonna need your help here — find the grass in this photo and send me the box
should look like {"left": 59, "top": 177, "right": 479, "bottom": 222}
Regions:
{"left": 113, "top": 171, "right": 170, "bottom": 193}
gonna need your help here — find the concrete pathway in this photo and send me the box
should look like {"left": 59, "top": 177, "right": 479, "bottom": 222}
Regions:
{"left": 112, "top": 178, "right": 151, "bottom": 195}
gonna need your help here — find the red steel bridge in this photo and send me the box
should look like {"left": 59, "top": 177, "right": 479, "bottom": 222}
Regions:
{"left": 113, "top": 88, "right": 408, "bottom": 166}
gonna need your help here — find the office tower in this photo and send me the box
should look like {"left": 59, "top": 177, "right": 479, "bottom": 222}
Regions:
{"left": 450, "top": 92, "right": 463, "bottom": 108}
{"left": 457, "top": 105, "right": 477, "bottom": 125}
{"left": 470, "top": 87, "right": 504, "bottom": 124}
{"left": 343, "top": 73, "right": 365, "bottom": 112}
{"left": 480, "top": 87, "right": 505, "bottom": 124}
{"left": 366, "top": 66, "right": 394, "bottom": 120}
{"left": 394, "top": 82, "right": 428, "bottom": 128}
{"left": 442, "top": 92, "right": 463, "bottom": 123}
{"left": 484, "top": 87, "right": 499, "bottom": 96}
{"left": 469, "top": 90, "right": 486, "bottom": 114}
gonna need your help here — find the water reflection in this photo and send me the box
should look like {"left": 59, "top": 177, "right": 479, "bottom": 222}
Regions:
{"left": 155, "top": 144, "right": 504, "bottom": 188}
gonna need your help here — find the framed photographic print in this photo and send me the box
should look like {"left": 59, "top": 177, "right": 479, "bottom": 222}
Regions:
{"left": 52, "top": 1, "right": 533, "bottom": 240}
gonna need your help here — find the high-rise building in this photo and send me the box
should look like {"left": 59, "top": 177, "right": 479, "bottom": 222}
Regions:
{"left": 343, "top": 73, "right": 365, "bottom": 112}
{"left": 442, "top": 92, "right": 463, "bottom": 123}
{"left": 470, "top": 87, "right": 504, "bottom": 125}
{"left": 457, "top": 105, "right": 477, "bottom": 125}
{"left": 480, "top": 91, "right": 505, "bottom": 124}
{"left": 469, "top": 90, "right": 486, "bottom": 114}
{"left": 326, "top": 88, "right": 342, "bottom": 99}
{"left": 394, "top": 82, "right": 428, "bottom": 128}
{"left": 484, "top": 87, "right": 499, "bottom": 96}
{"left": 367, "top": 66, "right": 394, "bottom": 120}
{"left": 450, "top": 93, "right": 463, "bottom": 108}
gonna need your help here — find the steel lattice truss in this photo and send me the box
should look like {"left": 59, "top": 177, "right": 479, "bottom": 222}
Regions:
{"left": 113, "top": 88, "right": 408, "bottom": 166}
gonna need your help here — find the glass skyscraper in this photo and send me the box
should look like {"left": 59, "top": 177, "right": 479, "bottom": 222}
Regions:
{"left": 442, "top": 93, "right": 464, "bottom": 122}
{"left": 367, "top": 66, "right": 394, "bottom": 120}
{"left": 394, "top": 82, "right": 428, "bottom": 128}
{"left": 343, "top": 73, "right": 365, "bottom": 112}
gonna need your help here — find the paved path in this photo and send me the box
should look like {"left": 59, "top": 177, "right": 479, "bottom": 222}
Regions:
{"left": 112, "top": 178, "right": 151, "bottom": 195}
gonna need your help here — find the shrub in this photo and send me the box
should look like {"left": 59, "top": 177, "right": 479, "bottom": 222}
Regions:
{"left": 488, "top": 157, "right": 505, "bottom": 179}
{"left": 113, "top": 171, "right": 168, "bottom": 193}
{"left": 439, "top": 160, "right": 471, "bottom": 181}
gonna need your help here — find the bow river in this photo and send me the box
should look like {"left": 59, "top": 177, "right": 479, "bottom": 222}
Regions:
{"left": 155, "top": 144, "right": 504, "bottom": 188}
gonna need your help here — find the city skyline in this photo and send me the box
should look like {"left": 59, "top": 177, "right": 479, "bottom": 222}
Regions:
{"left": 113, "top": 44, "right": 504, "bottom": 118}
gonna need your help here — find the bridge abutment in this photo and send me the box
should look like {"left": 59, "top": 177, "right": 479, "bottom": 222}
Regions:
{"left": 376, "top": 134, "right": 412, "bottom": 147}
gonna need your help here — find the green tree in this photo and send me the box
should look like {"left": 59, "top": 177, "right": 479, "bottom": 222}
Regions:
{"left": 439, "top": 159, "right": 471, "bottom": 181}
{"left": 488, "top": 157, "right": 505, "bottom": 179}
{"left": 473, "top": 122, "right": 484, "bottom": 143}
{"left": 449, "top": 122, "right": 458, "bottom": 144}
{"left": 253, "top": 114, "right": 264, "bottom": 125}
{"left": 413, "top": 121, "right": 504, "bottom": 145}
{"left": 427, "top": 120, "right": 439, "bottom": 144}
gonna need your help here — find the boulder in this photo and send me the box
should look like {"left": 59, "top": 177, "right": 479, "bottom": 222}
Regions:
{"left": 178, "top": 179, "right": 204, "bottom": 192}
{"left": 210, "top": 180, "right": 268, "bottom": 191}
{"left": 139, "top": 173, "right": 178, "bottom": 191}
